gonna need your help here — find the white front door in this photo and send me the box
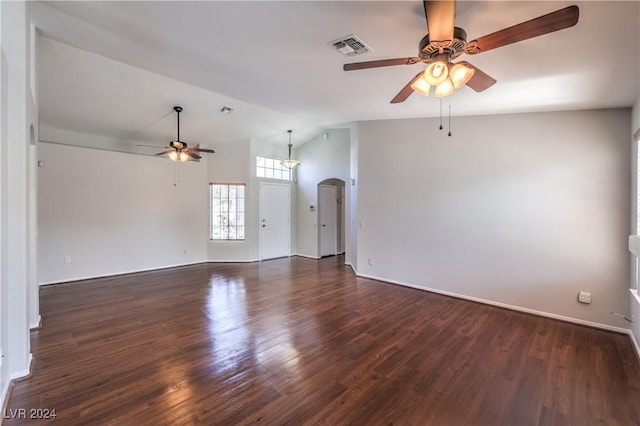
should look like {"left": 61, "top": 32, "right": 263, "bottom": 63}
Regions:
{"left": 318, "top": 184, "right": 338, "bottom": 257}
{"left": 260, "top": 182, "right": 290, "bottom": 260}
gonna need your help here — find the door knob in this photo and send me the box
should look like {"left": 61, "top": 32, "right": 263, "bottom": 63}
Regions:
{"left": 262, "top": 224, "right": 266, "bottom": 227}
{"left": 322, "top": 224, "right": 326, "bottom": 227}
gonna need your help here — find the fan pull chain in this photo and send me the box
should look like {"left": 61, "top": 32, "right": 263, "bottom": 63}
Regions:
{"left": 174, "top": 162, "right": 181, "bottom": 186}
{"left": 439, "top": 98, "right": 443, "bottom": 130}
{"left": 448, "top": 103, "right": 452, "bottom": 137}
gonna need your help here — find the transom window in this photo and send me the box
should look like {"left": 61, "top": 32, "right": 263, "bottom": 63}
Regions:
{"left": 256, "top": 156, "right": 291, "bottom": 181}
{"left": 210, "top": 183, "right": 245, "bottom": 240}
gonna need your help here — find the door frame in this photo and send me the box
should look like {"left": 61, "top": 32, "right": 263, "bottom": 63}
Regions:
{"left": 259, "top": 181, "right": 291, "bottom": 260}
{"left": 316, "top": 179, "right": 345, "bottom": 258}
{"left": 318, "top": 184, "right": 338, "bottom": 257}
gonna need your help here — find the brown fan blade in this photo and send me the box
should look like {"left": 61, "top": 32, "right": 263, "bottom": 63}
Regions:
{"left": 458, "top": 61, "right": 496, "bottom": 92}
{"left": 191, "top": 148, "right": 215, "bottom": 154}
{"left": 424, "top": 1, "right": 456, "bottom": 41}
{"left": 155, "top": 150, "right": 172, "bottom": 156}
{"left": 390, "top": 71, "right": 424, "bottom": 104}
{"left": 343, "top": 57, "right": 420, "bottom": 71}
{"left": 183, "top": 150, "right": 202, "bottom": 160}
{"left": 464, "top": 5, "right": 579, "bottom": 55}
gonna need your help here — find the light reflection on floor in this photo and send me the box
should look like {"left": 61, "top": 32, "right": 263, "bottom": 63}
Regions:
{"left": 204, "top": 273, "right": 302, "bottom": 379}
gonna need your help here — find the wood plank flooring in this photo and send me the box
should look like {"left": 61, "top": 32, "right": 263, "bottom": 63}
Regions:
{"left": 5, "top": 256, "right": 640, "bottom": 425}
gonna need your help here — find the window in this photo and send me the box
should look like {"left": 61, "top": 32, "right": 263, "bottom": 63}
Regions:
{"left": 256, "top": 156, "right": 291, "bottom": 181}
{"left": 210, "top": 183, "right": 245, "bottom": 240}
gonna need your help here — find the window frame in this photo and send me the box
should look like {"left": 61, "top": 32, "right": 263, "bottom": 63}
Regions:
{"left": 209, "top": 182, "right": 246, "bottom": 241}
{"left": 256, "top": 155, "right": 291, "bottom": 181}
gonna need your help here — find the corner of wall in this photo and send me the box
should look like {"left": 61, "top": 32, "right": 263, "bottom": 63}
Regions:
{"left": 1, "top": 0, "right": 36, "bottom": 411}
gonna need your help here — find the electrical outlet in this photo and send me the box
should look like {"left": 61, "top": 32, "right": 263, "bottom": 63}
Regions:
{"left": 64, "top": 256, "right": 72, "bottom": 264}
{"left": 578, "top": 291, "right": 591, "bottom": 304}
{"left": 368, "top": 257, "right": 374, "bottom": 266}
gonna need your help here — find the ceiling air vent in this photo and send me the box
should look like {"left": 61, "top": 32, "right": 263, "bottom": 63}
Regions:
{"left": 328, "top": 34, "right": 372, "bottom": 57}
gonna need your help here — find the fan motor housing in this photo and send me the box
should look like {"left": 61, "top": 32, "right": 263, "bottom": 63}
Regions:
{"left": 419, "top": 26, "right": 467, "bottom": 60}
{"left": 170, "top": 140, "right": 187, "bottom": 150}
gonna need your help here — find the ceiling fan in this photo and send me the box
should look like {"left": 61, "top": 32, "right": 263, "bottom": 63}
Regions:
{"left": 140, "top": 106, "right": 215, "bottom": 161}
{"left": 343, "top": 1, "right": 579, "bottom": 103}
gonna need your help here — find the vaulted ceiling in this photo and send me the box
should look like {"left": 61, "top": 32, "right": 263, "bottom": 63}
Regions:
{"left": 33, "top": 1, "right": 639, "bottom": 154}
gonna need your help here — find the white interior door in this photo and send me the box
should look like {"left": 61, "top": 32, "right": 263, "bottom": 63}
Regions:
{"left": 319, "top": 184, "right": 338, "bottom": 257}
{"left": 260, "top": 182, "right": 290, "bottom": 260}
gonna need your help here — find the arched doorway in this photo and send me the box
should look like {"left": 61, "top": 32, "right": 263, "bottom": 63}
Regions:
{"left": 317, "top": 178, "right": 345, "bottom": 257}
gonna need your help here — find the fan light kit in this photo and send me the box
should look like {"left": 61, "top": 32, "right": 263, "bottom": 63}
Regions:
{"left": 281, "top": 130, "right": 300, "bottom": 169}
{"left": 410, "top": 55, "right": 475, "bottom": 97}
{"left": 343, "top": 2, "right": 579, "bottom": 103}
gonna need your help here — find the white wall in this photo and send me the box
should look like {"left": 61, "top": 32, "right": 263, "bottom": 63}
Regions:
{"left": 38, "top": 135, "right": 300, "bottom": 275}
{"left": 0, "top": 0, "right": 36, "bottom": 407}
{"left": 295, "top": 129, "right": 350, "bottom": 259}
{"left": 357, "top": 109, "right": 631, "bottom": 329}
{"left": 205, "top": 137, "right": 299, "bottom": 263}
{"left": 632, "top": 93, "right": 639, "bottom": 232}
{"left": 207, "top": 140, "right": 253, "bottom": 261}
{"left": 348, "top": 124, "right": 359, "bottom": 270}
{"left": 27, "top": 24, "right": 39, "bottom": 330}
{"left": 629, "top": 92, "right": 640, "bottom": 348}
{"left": 38, "top": 142, "right": 208, "bottom": 283}
{"left": 0, "top": 44, "right": 8, "bottom": 411}
{"left": 248, "top": 138, "right": 295, "bottom": 260}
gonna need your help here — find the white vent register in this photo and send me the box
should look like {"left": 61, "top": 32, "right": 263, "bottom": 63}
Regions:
{"left": 329, "top": 34, "right": 372, "bottom": 57}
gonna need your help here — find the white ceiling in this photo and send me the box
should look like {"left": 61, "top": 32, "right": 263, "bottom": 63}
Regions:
{"left": 32, "top": 1, "right": 639, "bottom": 154}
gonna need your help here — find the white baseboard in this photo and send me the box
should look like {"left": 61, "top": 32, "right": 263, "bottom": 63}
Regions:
{"left": 0, "top": 354, "right": 35, "bottom": 424}
{"left": 628, "top": 289, "right": 640, "bottom": 361}
{"left": 344, "top": 262, "right": 356, "bottom": 274}
{"left": 0, "top": 379, "right": 11, "bottom": 424}
{"left": 628, "top": 329, "right": 640, "bottom": 361}
{"left": 39, "top": 260, "right": 209, "bottom": 286}
{"left": 294, "top": 254, "right": 347, "bottom": 260}
{"left": 8, "top": 353, "right": 33, "bottom": 382}
{"left": 207, "top": 259, "right": 260, "bottom": 263}
{"left": 12, "top": 354, "right": 34, "bottom": 381}
{"left": 29, "top": 315, "right": 41, "bottom": 330}
{"left": 356, "top": 272, "right": 630, "bottom": 335}
{"left": 293, "top": 253, "right": 321, "bottom": 260}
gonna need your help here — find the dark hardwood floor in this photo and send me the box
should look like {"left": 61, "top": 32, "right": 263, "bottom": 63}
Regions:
{"left": 5, "top": 256, "right": 640, "bottom": 425}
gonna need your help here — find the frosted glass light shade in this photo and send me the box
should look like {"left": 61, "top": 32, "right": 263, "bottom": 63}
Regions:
{"left": 434, "top": 78, "right": 455, "bottom": 97}
{"left": 424, "top": 61, "right": 449, "bottom": 86}
{"left": 410, "top": 75, "right": 431, "bottom": 96}
{"left": 450, "top": 63, "right": 475, "bottom": 89}
{"left": 168, "top": 150, "right": 189, "bottom": 162}
{"left": 281, "top": 159, "right": 300, "bottom": 169}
